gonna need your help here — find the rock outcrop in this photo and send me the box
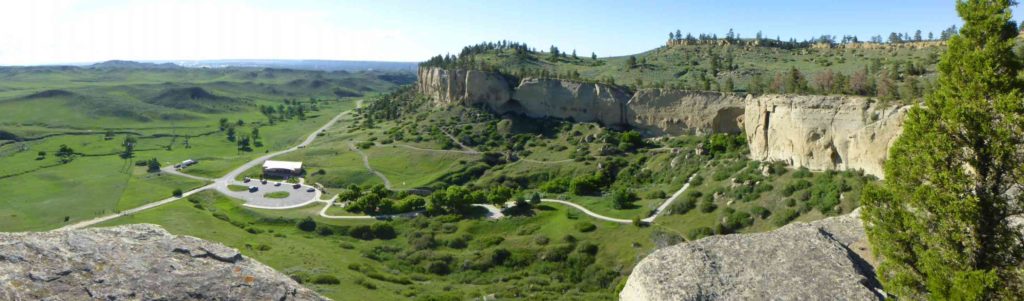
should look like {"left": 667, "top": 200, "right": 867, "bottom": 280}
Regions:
{"left": 620, "top": 210, "right": 881, "bottom": 301}
{"left": 627, "top": 89, "right": 746, "bottom": 136}
{"left": 745, "top": 95, "right": 908, "bottom": 178}
{"left": 510, "top": 78, "right": 631, "bottom": 126}
{"left": 416, "top": 67, "right": 512, "bottom": 106}
{"left": 0, "top": 224, "right": 325, "bottom": 300}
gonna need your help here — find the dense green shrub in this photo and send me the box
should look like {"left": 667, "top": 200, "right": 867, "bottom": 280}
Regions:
{"left": 296, "top": 217, "right": 317, "bottom": 232}
{"left": 699, "top": 200, "right": 717, "bottom": 213}
{"left": 611, "top": 188, "right": 638, "bottom": 209}
{"left": 539, "top": 177, "right": 570, "bottom": 193}
{"left": 570, "top": 174, "right": 603, "bottom": 196}
{"left": 311, "top": 274, "right": 340, "bottom": 285}
{"left": 670, "top": 197, "right": 697, "bottom": 215}
{"left": 773, "top": 209, "right": 800, "bottom": 226}
{"left": 575, "top": 222, "right": 597, "bottom": 233}
{"left": 722, "top": 211, "right": 754, "bottom": 232}
{"left": 792, "top": 167, "right": 812, "bottom": 178}
{"left": 689, "top": 174, "right": 704, "bottom": 186}
{"left": 686, "top": 227, "right": 714, "bottom": 240}
{"left": 750, "top": 206, "right": 772, "bottom": 219}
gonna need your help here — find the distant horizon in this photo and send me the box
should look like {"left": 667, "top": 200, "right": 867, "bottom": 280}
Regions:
{"left": 1, "top": 0, "right": 980, "bottom": 65}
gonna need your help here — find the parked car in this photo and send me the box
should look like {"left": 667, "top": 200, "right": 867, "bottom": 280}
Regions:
{"left": 293, "top": 183, "right": 301, "bottom": 189}
{"left": 274, "top": 182, "right": 282, "bottom": 186}
{"left": 248, "top": 186, "right": 258, "bottom": 192}
{"left": 261, "top": 180, "right": 268, "bottom": 185}
{"left": 243, "top": 177, "right": 251, "bottom": 183}
{"left": 307, "top": 188, "right": 316, "bottom": 192}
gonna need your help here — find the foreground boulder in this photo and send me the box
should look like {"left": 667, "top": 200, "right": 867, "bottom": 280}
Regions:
{"left": 0, "top": 224, "right": 325, "bottom": 300}
{"left": 621, "top": 210, "right": 882, "bottom": 300}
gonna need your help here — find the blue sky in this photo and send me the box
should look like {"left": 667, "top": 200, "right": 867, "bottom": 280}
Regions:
{"left": 0, "top": 0, "right": 979, "bottom": 65}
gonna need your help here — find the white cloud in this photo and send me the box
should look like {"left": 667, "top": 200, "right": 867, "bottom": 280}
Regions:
{"left": 0, "top": 0, "right": 422, "bottom": 65}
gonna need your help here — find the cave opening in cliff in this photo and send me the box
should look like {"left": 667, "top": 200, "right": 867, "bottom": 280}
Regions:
{"left": 497, "top": 99, "right": 526, "bottom": 115}
{"left": 712, "top": 107, "right": 745, "bottom": 134}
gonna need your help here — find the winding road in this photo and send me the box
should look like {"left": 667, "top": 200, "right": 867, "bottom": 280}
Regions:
{"left": 59, "top": 106, "right": 353, "bottom": 231}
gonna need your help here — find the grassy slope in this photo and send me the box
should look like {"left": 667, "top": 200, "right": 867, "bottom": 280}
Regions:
{"left": 472, "top": 43, "right": 942, "bottom": 95}
{"left": 96, "top": 190, "right": 651, "bottom": 300}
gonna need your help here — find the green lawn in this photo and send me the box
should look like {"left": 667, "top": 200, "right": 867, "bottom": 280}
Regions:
{"left": 116, "top": 168, "right": 208, "bottom": 211}
{"left": 264, "top": 191, "right": 290, "bottom": 199}
{"left": 363, "top": 146, "right": 480, "bottom": 190}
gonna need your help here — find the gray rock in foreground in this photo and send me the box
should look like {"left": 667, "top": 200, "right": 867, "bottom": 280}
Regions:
{"left": 0, "top": 224, "right": 326, "bottom": 301}
{"left": 621, "top": 210, "right": 881, "bottom": 301}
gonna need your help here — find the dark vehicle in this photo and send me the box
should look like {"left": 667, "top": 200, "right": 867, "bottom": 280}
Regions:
{"left": 248, "top": 186, "right": 258, "bottom": 192}
{"left": 293, "top": 183, "right": 301, "bottom": 189}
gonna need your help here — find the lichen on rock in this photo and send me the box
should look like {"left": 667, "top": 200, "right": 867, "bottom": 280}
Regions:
{"left": 0, "top": 224, "right": 325, "bottom": 301}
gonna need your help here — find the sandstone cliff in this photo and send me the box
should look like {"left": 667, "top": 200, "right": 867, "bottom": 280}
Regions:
{"left": 416, "top": 67, "right": 905, "bottom": 177}
{"left": 0, "top": 224, "right": 325, "bottom": 300}
{"left": 416, "top": 67, "right": 512, "bottom": 106}
{"left": 510, "top": 78, "right": 631, "bottom": 126}
{"left": 745, "top": 95, "right": 908, "bottom": 178}
{"left": 620, "top": 210, "right": 882, "bottom": 301}
{"left": 627, "top": 89, "right": 746, "bottom": 136}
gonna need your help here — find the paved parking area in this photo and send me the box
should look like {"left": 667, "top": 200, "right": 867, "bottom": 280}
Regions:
{"left": 218, "top": 180, "right": 318, "bottom": 208}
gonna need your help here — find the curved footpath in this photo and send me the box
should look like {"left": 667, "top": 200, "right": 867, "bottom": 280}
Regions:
{"left": 342, "top": 141, "right": 695, "bottom": 225}
{"left": 59, "top": 107, "right": 353, "bottom": 231}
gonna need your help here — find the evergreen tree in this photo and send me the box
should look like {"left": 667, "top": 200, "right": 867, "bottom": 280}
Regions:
{"left": 147, "top": 158, "right": 161, "bottom": 172}
{"left": 862, "top": 1, "right": 1024, "bottom": 299}
{"left": 626, "top": 55, "right": 638, "bottom": 69}
{"left": 591, "top": 52, "right": 597, "bottom": 60}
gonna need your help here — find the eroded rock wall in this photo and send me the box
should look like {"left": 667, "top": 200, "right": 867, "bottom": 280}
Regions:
{"left": 416, "top": 68, "right": 906, "bottom": 177}
{"left": 510, "top": 77, "right": 632, "bottom": 126}
{"left": 416, "top": 67, "right": 512, "bottom": 106}
{"left": 745, "top": 95, "right": 907, "bottom": 178}
{"left": 627, "top": 89, "right": 747, "bottom": 136}
{"left": 0, "top": 224, "right": 325, "bottom": 300}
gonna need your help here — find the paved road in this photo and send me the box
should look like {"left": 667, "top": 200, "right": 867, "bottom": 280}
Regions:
{"left": 59, "top": 106, "right": 353, "bottom": 231}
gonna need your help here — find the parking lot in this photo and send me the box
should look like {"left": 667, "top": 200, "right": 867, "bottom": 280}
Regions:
{"left": 218, "top": 179, "right": 319, "bottom": 208}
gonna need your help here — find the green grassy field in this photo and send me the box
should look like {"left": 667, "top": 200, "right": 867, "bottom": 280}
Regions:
{"left": 0, "top": 67, "right": 403, "bottom": 231}
{"left": 96, "top": 190, "right": 651, "bottom": 300}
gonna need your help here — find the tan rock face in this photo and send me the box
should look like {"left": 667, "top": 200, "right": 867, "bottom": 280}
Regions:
{"left": 417, "top": 67, "right": 906, "bottom": 177}
{"left": 416, "top": 67, "right": 512, "bottom": 106}
{"left": 627, "top": 89, "right": 746, "bottom": 136}
{"left": 510, "top": 78, "right": 631, "bottom": 126}
{"left": 744, "top": 95, "right": 907, "bottom": 178}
